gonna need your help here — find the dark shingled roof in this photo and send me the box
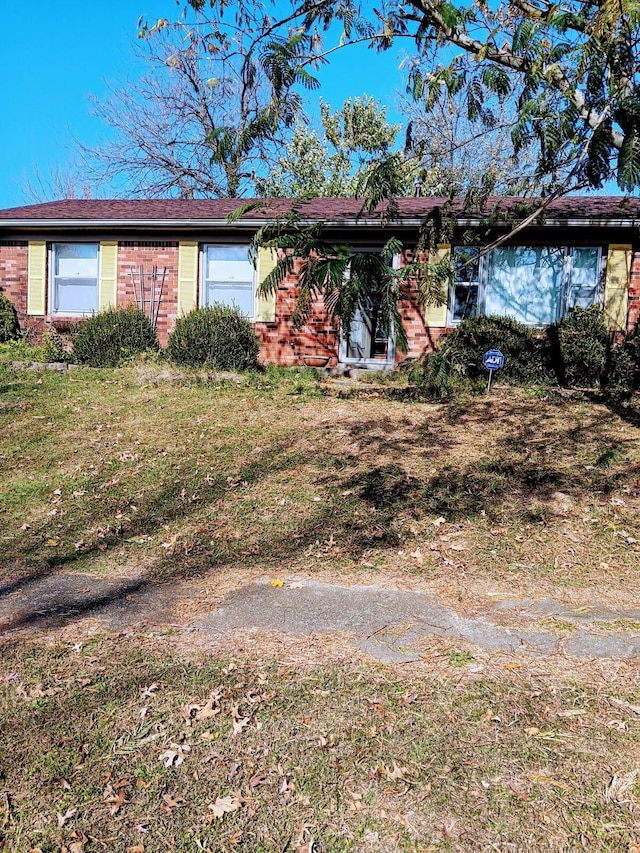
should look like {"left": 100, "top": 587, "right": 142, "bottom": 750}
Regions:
{"left": 1, "top": 196, "right": 639, "bottom": 223}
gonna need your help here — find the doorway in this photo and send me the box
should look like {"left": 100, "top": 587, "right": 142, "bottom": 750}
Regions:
{"left": 339, "top": 293, "right": 396, "bottom": 367}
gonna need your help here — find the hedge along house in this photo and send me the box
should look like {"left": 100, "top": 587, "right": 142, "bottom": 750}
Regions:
{"left": 0, "top": 196, "right": 639, "bottom": 367}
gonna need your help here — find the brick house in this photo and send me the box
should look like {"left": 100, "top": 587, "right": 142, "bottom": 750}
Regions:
{"left": 0, "top": 196, "right": 638, "bottom": 367}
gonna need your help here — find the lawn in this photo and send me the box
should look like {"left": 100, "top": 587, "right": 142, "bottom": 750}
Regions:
{"left": 1, "top": 363, "right": 639, "bottom": 851}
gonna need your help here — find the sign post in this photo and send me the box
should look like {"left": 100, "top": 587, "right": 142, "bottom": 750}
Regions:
{"left": 483, "top": 349, "right": 505, "bottom": 393}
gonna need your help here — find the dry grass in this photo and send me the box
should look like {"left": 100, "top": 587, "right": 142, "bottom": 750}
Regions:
{"left": 2, "top": 364, "right": 640, "bottom": 850}
{"left": 0, "top": 637, "right": 639, "bottom": 852}
{"left": 1, "top": 365, "right": 639, "bottom": 618}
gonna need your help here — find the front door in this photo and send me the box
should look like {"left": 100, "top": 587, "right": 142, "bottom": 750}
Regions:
{"left": 339, "top": 294, "right": 395, "bottom": 366}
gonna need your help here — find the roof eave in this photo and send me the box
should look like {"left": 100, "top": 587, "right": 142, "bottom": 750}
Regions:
{"left": 0, "top": 215, "right": 638, "bottom": 230}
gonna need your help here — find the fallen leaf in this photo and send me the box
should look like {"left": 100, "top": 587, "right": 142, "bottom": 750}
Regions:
{"left": 162, "top": 793, "right": 186, "bottom": 811}
{"left": 606, "top": 770, "right": 639, "bottom": 808}
{"left": 200, "top": 730, "right": 217, "bottom": 742}
{"left": 381, "top": 761, "right": 409, "bottom": 781}
{"left": 108, "top": 789, "right": 126, "bottom": 815}
{"left": 158, "top": 744, "right": 190, "bottom": 768}
{"left": 610, "top": 697, "right": 640, "bottom": 715}
{"left": 57, "top": 808, "right": 77, "bottom": 828}
{"left": 208, "top": 794, "right": 242, "bottom": 819}
{"left": 527, "top": 773, "right": 570, "bottom": 791}
{"left": 195, "top": 697, "right": 221, "bottom": 721}
{"left": 270, "top": 579, "right": 284, "bottom": 587}
{"left": 232, "top": 717, "right": 249, "bottom": 738}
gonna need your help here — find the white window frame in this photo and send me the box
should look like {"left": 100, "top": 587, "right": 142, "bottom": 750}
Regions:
{"left": 200, "top": 243, "right": 256, "bottom": 320}
{"left": 448, "top": 245, "right": 604, "bottom": 327}
{"left": 48, "top": 242, "right": 99, "bottom": 317}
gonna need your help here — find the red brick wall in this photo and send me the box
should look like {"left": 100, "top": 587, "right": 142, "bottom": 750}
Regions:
{"left": 256, "top": 257, "right": 340, "bottom": 366}
{"left": 256, "top": 250, "right": 451, "bottom": 368}
{"left": 396, "top": 248, "right": 450, "bottom": 364}
{"left": 117, "top": 242, "right": 179, "bottom": 347}
{"left": 3, "top": 239, "right": 638, "bottom": 359}
{"left": 0, "top": 241, "right": 450, "bottom": 361}
{"left": 0, "top": 241, "right": 181, "bottom": 346}
{"left": 0, "top": 242, "right": 28, "bottom": 326}
{"left": 397, "top": 296, "right": 450, "bottom": 363}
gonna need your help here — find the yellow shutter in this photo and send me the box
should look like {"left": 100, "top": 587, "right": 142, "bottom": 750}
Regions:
{"left": 98, "top": 241, "right": 118, "bottom": 310}
{"left": 255, "top": 247, "right": 277, "bottom": 322}
{"left": 604, "top": 244, "right": 631, "bottom": 331}
{"left": 177, "top": 242, "right": 199, "bottom": 315}
{"left": 423, "top": 245, "right": 450, "bottom": 328}
{"left": 27, "top": 241, "right": 47, "bottom": 316}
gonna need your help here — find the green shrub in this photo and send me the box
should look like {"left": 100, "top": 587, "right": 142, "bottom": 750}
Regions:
{"left": 604, "top": 342, "right": 637, "bottom": 391}
{"left": 0, "top": 293, "right": 20, "bottom": 343}
{"left": 41, "top": 329, "right": 68, "bottom": 363}
{"left": 549, "top": 306, "right": 609, "bottom": 388}
{"left": 415, "top": 315, "right": 551, "bottom": 397}
{"left": 71, "top": 306, "right": 158, "bottom": 367}
{"left": 602, "top": 326, "right": 640, "bottom": 391}
{"left": 167, "top": 305, "right": 260, "bottom": 370}
{"left": 0, "top": 338, "right": 41, "bottom": 363}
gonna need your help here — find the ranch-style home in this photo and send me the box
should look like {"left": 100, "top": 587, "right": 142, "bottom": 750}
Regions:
{"left": 0, "top": 196, "right": 638, "bottom": 367}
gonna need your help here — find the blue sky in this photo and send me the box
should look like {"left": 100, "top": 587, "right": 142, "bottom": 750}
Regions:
{"left": 0, "top": 1, "right": 406, "bottom": 208}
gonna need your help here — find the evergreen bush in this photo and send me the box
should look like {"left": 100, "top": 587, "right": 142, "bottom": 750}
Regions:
{"left": 550, "top": 306, "right": 609, "bottom": 388}
{"left": 41, "top": 329, "right": 68, "bottom": 363}
{"left": 602, "top": 325, "right": 640, "bottom": 391}
{"left": 167, "top": 305, "right": 260, "bottom": 370}
{"left": 415, "top": 315, "right": 551, "bottom": 397}
{"left": 71, "top": 306, "right": 158, "bottom": 367}
{"left": 0, "top": 293, "right": 20, "bottom": 343}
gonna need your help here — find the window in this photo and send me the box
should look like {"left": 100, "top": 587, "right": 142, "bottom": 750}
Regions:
{"left": 202, "top": 244, "right": 255, "bottom": 318}
{"left": 450, "top": 245, "right": 602, "bottom": 326}
{"left": 452, "top": 247, "right": 481, "bottom": 322}
{"left": 51, "top": 243, "right": 99, "bottom": 315}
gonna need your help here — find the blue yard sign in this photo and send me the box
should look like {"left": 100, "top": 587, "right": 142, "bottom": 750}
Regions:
{"left": 483, "top": 349, "right": 505, "bottom": 370}
{"left": 483, "top": 349, "right": 504, "bottom": 391}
